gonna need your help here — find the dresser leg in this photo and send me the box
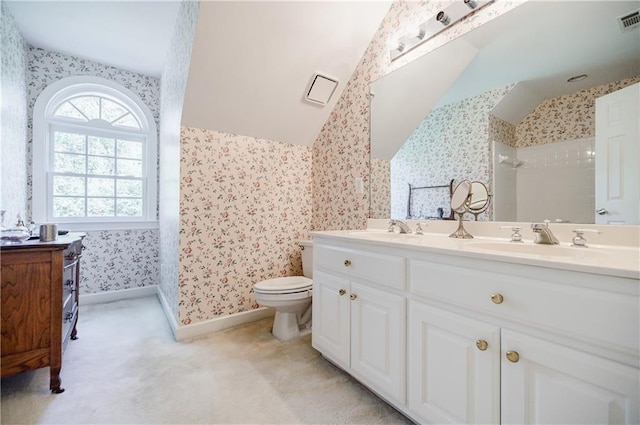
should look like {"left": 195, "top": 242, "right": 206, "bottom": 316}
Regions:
{"left": 50, "top": 368, "right": 65, "bottom": 394}
{"left": 71, "top": 325, "right": 78, "bottom": 340}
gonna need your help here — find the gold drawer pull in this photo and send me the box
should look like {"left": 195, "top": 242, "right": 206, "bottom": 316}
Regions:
{"left": 476, "top": 340, "right": 488, "bottom": 351}
{"left": 344, "top": 260, "right": 352, "bottom": 267}
{"left": 339, "top": 289, "right": 346, "bottom": 296}
{"left": 506, "top": 351, "right": 520, "bottom": 363}
{"left": 491, "top": 293, "right": 504, "bottom": 304}
{"left": 350, "top": 293, "right": 357, "bottom": 301}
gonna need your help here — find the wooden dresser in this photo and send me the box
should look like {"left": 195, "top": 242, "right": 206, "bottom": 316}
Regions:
{"left": 1, "top": 233, "right": 85, "bottom": 393}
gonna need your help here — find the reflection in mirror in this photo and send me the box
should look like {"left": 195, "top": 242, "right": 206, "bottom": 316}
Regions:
{"left": 369, "top": 1, "right": 640, "bottom": 224}
{"left": 469, "top": 181, "right": 491, "bottom": 221}
{"left": 450, "top": 180, "right": 472, "bottom": 213}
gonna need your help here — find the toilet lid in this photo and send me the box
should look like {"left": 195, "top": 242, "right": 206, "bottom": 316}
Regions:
{"left": 254, "top": 276, "right": 312, "bottom": 292}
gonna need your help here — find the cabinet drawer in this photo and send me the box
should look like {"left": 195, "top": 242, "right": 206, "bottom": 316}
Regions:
{"left": 409, "top": 259, "right": 639, "bottom": 354}
{"left": 315, "top": 244, "right": 405, "bottom": 289}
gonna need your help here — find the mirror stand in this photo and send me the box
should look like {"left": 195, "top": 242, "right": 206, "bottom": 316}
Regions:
{"left": 449, "top": 209, "right": 474, "bottom": 239}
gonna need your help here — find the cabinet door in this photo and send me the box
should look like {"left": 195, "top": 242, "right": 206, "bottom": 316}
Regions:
{"left": 408, "top": 302, "right": 500, "bottom": 424}
{"left": 502, "top": 329, "right": 639, "bottom": 424}
{"left": 311, "top": 271, "right": 350, "bottom": 367}
{"left": 350, "top": 282, "right": 406, "bottom": 404}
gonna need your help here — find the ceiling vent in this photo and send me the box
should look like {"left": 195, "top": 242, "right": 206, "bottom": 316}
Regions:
{"left": 617, "top": 9, "right": 640, "bottom": 32}
{"left": 305, "top": 74, "right": 338, "bottom": 106}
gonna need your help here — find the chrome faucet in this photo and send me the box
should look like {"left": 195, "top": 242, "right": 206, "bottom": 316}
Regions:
{"left": 389, "top": 219, "right": 412, "bottom": 234}
{"left": 531, "top": 221, "right": 559, "bottom": 245}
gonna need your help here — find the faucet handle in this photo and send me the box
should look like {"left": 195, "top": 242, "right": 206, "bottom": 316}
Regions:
{"left": 571, "top": 229, "right": 602, "bottom": 248}
{"left": 500, "top": 226, "right": 523, "bottom": 242}
{"left": 415, "top": 222, "right": 426, "bottom": 235}
{"left": 388, "top": 220, "right": 396, "bottom": 233}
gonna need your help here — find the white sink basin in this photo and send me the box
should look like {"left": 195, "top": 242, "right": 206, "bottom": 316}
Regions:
{"left": 468, "top": 241, "right": 610, "bottom": 260}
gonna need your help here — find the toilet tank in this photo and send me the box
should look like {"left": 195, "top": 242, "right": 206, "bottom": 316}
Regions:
{"left": 299, "top": 240, "right": 313, "bottom": 278}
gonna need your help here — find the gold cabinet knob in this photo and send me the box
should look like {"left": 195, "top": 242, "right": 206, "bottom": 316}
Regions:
{"left": 338, "top": 289, "right": 346, "bottom": 296}
{"left": 491, "top": 293, "right": 504, "bottom": 304}
{"left": 476, "top": 340, "right": 488, "bottom": 351}
{"left": 350, "top": 293, "right": 357, "bottom": 301}
{"left": 506, "top": 351, "right": 520, "bottom": 363}
{"left": 344, "top": 260, "right": 352, "bottom": 267}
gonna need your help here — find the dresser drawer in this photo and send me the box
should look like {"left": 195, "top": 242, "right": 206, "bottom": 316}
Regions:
{"left": 315, "top": 244, "right": 405, "bottom": 289}
{"left": 409, "top": 259, "right": 639, "bottom": 354}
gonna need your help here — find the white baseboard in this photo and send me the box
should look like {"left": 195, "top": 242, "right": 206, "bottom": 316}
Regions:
{"left": 80, "top": 285, "right": 274, "bottom": 342}
{"left": 175, "top": 307, "right": 275, "bottom": 341}
{"left": 80, "top": 286, "right": 158, "bottom": 305}
{"left": 157, "top": 286, "right": 179, "bottom": 340}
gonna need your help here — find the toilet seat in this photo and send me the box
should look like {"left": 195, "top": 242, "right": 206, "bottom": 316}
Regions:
{"left": 254, "top": 276, "right": 312, "bottom": 294}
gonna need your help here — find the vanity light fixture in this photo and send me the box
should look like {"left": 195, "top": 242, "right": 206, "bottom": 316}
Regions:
{"left": 464, "top": 0, "right": 479, "bottom": 9}
{"left": 389, "top": 0, "right": 494, "bottom": 61}
{"left": 567, "top": 74, "right": 588, "bottom": 82}
{"left": 436, "top": 11, "right": 451, "bottom": 26}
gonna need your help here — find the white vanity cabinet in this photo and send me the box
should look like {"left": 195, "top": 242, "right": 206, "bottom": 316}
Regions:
{"left": 311, "top": 234, "right": 639, "bottom": 424}
{"left": 312, "top": 244, "right": 406, "bottom": 405}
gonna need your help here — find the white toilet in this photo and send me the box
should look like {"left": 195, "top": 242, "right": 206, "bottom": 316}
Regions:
{"left": 253, "top": 240, "right": 313, "bottom": 341}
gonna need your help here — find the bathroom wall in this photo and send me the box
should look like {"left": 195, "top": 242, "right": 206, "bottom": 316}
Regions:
{"left": 1, "top": 3, "right": 28, "bottom": 225}
{"left": 159, "top": 0, "right": 200, "bottom": 322}
{"left": 390, "top": 86, "right": 510, "bottom": 220}
{"left": 370, "top": 157, "right": 390, "bottom": 219}
{"left": 311, "top": 0, "right": 521, "bottom": 230}
{"left": 25, "top": 46, "right": 161, "bottom": 294}
{"left": 178, "top": 127, "right": 311, "bottom": 325}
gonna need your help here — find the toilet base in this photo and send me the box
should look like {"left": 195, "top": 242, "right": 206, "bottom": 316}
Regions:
{"left": 271, "top": 302, "right": 312, "bottom": 341}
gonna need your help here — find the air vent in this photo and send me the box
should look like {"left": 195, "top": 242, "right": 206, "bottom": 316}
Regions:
{"left": 617, "top": 9, "right": 640, "bottom": 32}
{"left": 304, "top": 74, "right": 338, "bottom": 106}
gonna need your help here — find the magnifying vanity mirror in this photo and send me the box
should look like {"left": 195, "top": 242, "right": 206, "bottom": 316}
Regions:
{"left": 450, "top": 180, "right": 472, "bottom": 214}
{"left": 369, "top": 1, "right": 640, "bottom": 225}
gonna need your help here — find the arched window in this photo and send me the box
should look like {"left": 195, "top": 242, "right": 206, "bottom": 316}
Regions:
{"left": 33, "top": 76, "right": 157, "bottom": 229}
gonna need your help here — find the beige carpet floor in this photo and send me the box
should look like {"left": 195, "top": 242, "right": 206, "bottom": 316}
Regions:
{"left": 1, "top": 296, "right": 413, "bottom": 424}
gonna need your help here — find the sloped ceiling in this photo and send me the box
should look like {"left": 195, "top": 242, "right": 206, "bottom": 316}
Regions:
{"left": 181, "top": 1, "right": 392, "bottom": 146}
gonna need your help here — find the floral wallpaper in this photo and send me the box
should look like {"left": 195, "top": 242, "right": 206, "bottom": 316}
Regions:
{"left": 311, "top": 0, "right": 522, "bottom": 230}
{"left": 1, "top": 4, "right": 27, "bottom": 225}
{"left": 390, "top": 86, "right": 510, "bottom": 220}
{"left": 25, "top": 46, "right": 162, "bottom": 295}
{"left": 516, "top": 76, "right": 640, "bottom": 148}
{"left": 178, "top": 127, "right": 311, "bottom": 325}
{"left": 80, "top": 230, "right": 159, "bottom": 293}
{"left": 159, "top": 0, "right": 200, "bottom": 322}
{"left": 370, "top": 157, "right": 390, "bottom": 219}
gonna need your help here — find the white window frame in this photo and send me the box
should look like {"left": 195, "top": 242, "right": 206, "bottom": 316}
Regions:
{"left": 33, "top": 76, "right": 158, "bottom": 231}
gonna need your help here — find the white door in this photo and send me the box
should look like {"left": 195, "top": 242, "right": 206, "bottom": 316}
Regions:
{"left": 595, "top": 83, "right": 640, "bottom": 224}
{"left": 350, "top": 282, "right": 406, "bottom": 404}
{"left": 311, "top": 271, "right": 350, "bottom": 367}
{"left": 501, "top": 329, "right": 639, "bottom": 425}
{"left": 408, "top": 302, "right": 500, "bottom": 424}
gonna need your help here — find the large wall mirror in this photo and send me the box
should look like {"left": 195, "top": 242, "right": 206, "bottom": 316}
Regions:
{"left": 370, "top": 1, "right": 640, "bottom": 224}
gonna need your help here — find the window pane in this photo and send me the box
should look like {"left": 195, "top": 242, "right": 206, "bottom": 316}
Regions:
{"left": 53, "top": 197, "right": 85, "bottom": 217}
{"left": 53, "top": 175, "right": 85, "bottom": 196}
{"left": 54, "top": 102, "right": 86, "bottom": 120}
{"left": 112, "top": 113, "right": 140, "bottom": 129}
{"left": 117, "top": 179, "right": 142, "bottom": 197}
{"left": 101, "top": 98, "right": 128, "bottom": 123}
{"left": 116, "top": 198, "right": 142, "bottom": 217}
{"left": 88, "top": 198, "right": 115, "bottom": 217}
{"left": 54, "top": 132, "right": 85, "bottom": 153}
{"left": 117, "top": 139, "right": 143, "bottom": 159}
{"left": 69, "top": 96, "right": 100, "bottom": 120}
{"left": 117, "top": 159, "right": 142, "bottom": 177}
{"left": 54, "top": 153, "right": 85, "bottom": 174}
{"left": 88, "top": 136, "right": 115, "bottom": 156}
{"left": 87, "top": 177, "right": 115, "bottom": 196}
{"left": 88, "top": 156, "right": 115, "bottom": 176}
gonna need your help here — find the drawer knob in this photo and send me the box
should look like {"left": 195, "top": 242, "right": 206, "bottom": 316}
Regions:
{"left": 339, "top": 289, "right": 346, "bottom": 296}
{"left": 506, "top": 351, "right": 520, "bottom": 363}
{"left": 344, "top": 260, "right": 352, "bottom": 267}
{"left": 491, "top": 293, "right": 504, "bottom": 304}
{"left": 476, "top": 339, "right": 488, "bottom": 351}
{"left": 350, "top": 293, "right": 357, "bottom": 301}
